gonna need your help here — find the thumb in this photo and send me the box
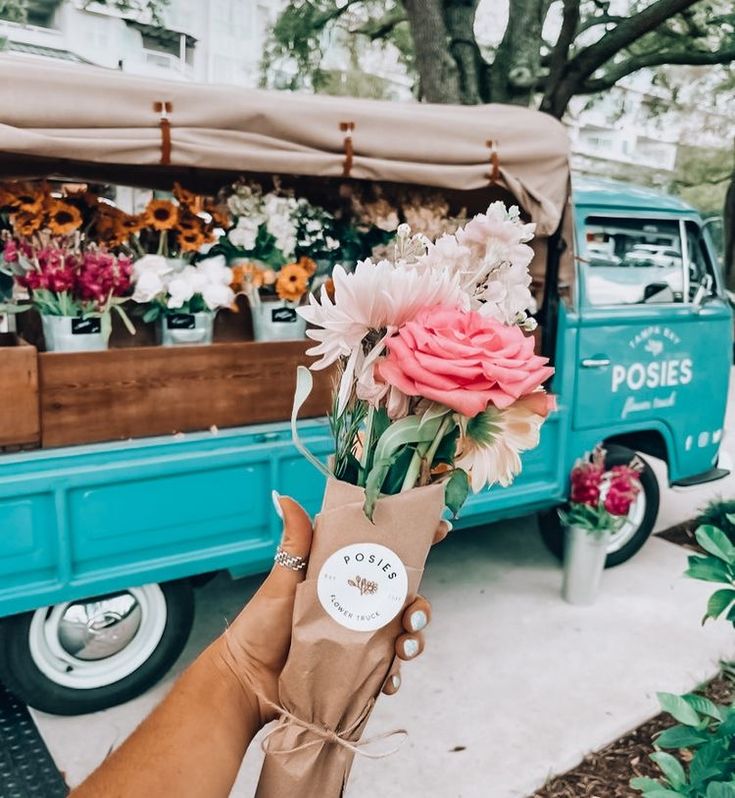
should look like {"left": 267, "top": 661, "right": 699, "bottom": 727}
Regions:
{"left": 259, "top": 492, "right": 313, "bottom": 599}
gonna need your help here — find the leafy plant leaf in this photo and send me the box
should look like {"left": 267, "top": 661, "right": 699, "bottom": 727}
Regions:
{"left": 703, "top": 590, "right": 735, "bottom": 624}
{"left": 657, "top": 692, "right": 703, "bottom": 726}
{"left": 686, "top": 556, "right": 732, "bottom": 584}
{"left": 695, "top": 525, "right": 735, "bottom": 565}
{"left": 682, "top": 694, "right": 724, "bottom": 722}
{"left": 650, "top": 751, "right": 687, "bottom": 789}
{"left": 689, "top": 741, "right": 727, "bottom": 786}
{"left": 706, "top": 782, "right": 735, "bottom": 798}
{"left": 631, "top": 777, "right": 670, "bottom": 791}
{"left": 445, "top": 469, "right": 470, "bottom": 518}
{"left": 655, "top": 724, "right": 709, "bottom": 749}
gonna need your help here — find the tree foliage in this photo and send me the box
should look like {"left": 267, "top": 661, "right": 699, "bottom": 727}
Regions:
{"left": 265, "top": 0, "right": 735, "bottom": 118}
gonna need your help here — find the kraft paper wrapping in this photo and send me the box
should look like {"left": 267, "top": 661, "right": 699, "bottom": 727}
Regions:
{"left": 255, "top": 477, "right": 446, "bottom": 798}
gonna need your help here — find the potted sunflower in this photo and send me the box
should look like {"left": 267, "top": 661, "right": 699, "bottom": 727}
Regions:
{"left": 0, "top": 182, "right": 135, "bottom": 352}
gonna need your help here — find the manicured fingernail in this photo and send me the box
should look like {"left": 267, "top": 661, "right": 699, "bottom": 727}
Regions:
{"left": 403, "top": 638, "right": 419, "bottom": 659}
{"left": 410, "top": 610, "right": 427, "bottom": 632}
{"left": 391, "top": 674, "right": 401, "bottom": 691}
{"left": 445, "top": 521, "right": 453, "bottom": 532}
{"left": 272, "top": 490, "right": 283, "bottom": 519}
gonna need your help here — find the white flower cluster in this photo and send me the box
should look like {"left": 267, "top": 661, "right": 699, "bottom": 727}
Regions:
{"left": 294, "top": 199, "right": 340, "bottom": 259}
{"left": 132, "top": 254, "right": 234, "bottom": 311}
{"left": 226, "top": 183, "right": 298, "bottom": 260}
{"left": 419, "top": 201, "right": 537, "bottom": 328}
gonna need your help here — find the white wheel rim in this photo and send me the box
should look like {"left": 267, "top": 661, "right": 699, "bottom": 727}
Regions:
{"left": 28, "top": 584, "right": 167, "bottom": 690}
{"left": 606, "top": 491, "right": 647, "bottom": 554}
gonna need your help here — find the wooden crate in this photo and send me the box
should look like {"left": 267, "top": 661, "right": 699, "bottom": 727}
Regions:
{"left": 0, "top": 334, "right": 40, "bottom": 450}
{"left": 39, "top": 340, "right": 333, "bottom": 448}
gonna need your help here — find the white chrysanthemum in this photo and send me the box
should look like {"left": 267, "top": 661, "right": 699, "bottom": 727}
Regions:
{"left": 298, "top": 259, "right": 463, "bottom": 370}
{"left": 456, "top": 397, "right": 547, "bottom": 492}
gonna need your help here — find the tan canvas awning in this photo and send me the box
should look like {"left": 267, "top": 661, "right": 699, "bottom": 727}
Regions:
{"left": 0, "top": 55, "right": 570, "bottom": 236}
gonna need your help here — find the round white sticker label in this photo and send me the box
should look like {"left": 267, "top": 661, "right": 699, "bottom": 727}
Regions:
{"left": 317, "top": 543, "right": 409, "bottom": 632}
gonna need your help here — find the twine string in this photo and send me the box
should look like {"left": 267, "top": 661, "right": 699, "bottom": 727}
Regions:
{"left": 260, "top": 696, "right": 407, "bottom": 760}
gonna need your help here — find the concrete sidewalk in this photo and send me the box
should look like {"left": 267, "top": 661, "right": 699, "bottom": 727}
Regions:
{"left": 34, "top": 394, "right": 735, "bottom": 797}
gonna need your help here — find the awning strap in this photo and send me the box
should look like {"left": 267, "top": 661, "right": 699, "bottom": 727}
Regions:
{"left": 340, "top": 121, "right": 355, "bottom": 177}
{"left": 486, "top": 139, "right": 500, "bottom": 184}
{"left": 154, "top": 101, "right": 173, "bottom": 165}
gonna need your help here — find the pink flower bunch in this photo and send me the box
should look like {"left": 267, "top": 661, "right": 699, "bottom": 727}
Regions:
{"left": 570, "top": 461, "right": 604, "bottom": 506}
{"left": 377, "top": 305, "right": 554, "bottom": 418}
{"left": 6, "top": 238, "right": 132, "bottom": 310}
{"left": 603, "top": 465, "right": 641, "bottom": 517}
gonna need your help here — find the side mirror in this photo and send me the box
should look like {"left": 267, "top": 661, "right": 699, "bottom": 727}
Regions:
{"left": 692, "top": 275, "right": 714, "bottom": 310}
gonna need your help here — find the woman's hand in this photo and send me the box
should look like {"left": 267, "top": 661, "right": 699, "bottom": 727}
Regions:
{"left": 212, "top": 493, "right": 451, "bottom": 727}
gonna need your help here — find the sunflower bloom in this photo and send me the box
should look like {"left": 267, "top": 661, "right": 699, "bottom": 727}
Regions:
{"left": 173, "top": 182, "right": 199, "bottom": 209}
{"left": 178, "top": 230, "right": 206, "bottom": 253}
{"left": 276, "top": 261, "right": 310, "bottom": 303}
{"left": 143, "top": 199, "right": 179, "bottom": 231}
{"left": 7, "top": 182, "right": 45, "bottom": 215}
{"left": 12, "top": 211, "right": 42, "bottom": 237}
{"left": 47, "top": 200, "right": 83, "bottom": 235}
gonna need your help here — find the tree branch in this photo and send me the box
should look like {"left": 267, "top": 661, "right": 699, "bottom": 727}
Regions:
{"left": 546, "top": 0, "right": 580, "bottom": 91}
{"left": 566, "top": 0, "right": 702, "bottom": 82}
{"left": 354, "top": 7, "right": 407, "bottom": 40}
{"left": 576, "top": 13, "right": 626, "bottom": 36}
{"left": 580, "top": 45, "right": 735, "bottom": 93}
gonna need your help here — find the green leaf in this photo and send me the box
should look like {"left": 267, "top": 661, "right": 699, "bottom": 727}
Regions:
{"left": 631, "top": 777, "right": 669, "bottom": 792}
{"left": 363, "top": 450, "right": 403, "bottom": 520}
{"left": 382, "top": 446, "right": 417, "bottom": 496}
{"left": 655, "top": 724, "right": 709, "bottom": 749}
{"left": 682, "top": 694, "right": 724, "bottom": 722}
{"left": 706, "top": 783, "right": 735, "bottom": 798}
{"left": 695, "top": 525, "right": 735, "bottom": 565}
{"left": 432, "top": 425, "right": 460, "bottom": 466}
{"left": 650, "top": 752, "right": 687, "bottom": 789}
{"left": 689, "top": 741, "right": 726, "bottom": 785}
{"left": 703, "top": 590, "right": 735, "bottom": 624}
{"left": 658, "top": 693, "right": 703, "bottom": 726}
{"left": 445, "top": 469, "right": 470, "bottom": 518}
{"left": 686, "top": 556, "right": 732, "bottom": 584}
{"left": 372, "top": 414, "right": 443, "bottom": 467}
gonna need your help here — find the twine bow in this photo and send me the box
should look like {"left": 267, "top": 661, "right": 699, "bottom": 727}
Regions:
{"left": 260, "top": 696, "right": 407, "bottom": 760}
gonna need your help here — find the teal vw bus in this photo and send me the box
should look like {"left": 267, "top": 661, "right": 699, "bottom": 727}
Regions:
{"left": 0, "top": 66, "right": 730, "bottom": 714}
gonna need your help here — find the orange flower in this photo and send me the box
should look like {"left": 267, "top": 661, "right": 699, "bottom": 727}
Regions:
{"left": 5, "top": 182, "right": 45, "bottom": 215}
{"left": 143, "top": 199, "right": 179, "bottom": 231}
{"left": 46, "top": 200, "right": 83, "bottom": 235}
{"left": 177, "top": 211, "right": 203, "bottom": 233}
{"left": 297, "top": 256, "right": 318, "bottom": 276}
{"left": 275, "top": 261, "right": 310, "bottom": 303}
{"left": 323, "top": 277, "right": 335, "bottom": 300}
{"left": 178, "top": 230, "right": 206, "bottom": 253}
{"left": 117, "top": 214, "right": 143, "bottom": 234}
{"left": 231, "top": 261, "right": 266, "bottom": 290}
{"left": 173, "top": 182, "right": 199, "bottom": 209}
{"left": 12, "top": 211, "right": 42, "bottom": 237}
{"left": 205, "top": 201, "right": 230, "bottom": 229}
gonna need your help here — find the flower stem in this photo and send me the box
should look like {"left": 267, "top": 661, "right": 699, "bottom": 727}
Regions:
{"left": 360, "top": 405, "right": 375, "bottom": 471}
{"left": 400, "top": 414, "right": 453, "bottom": 493}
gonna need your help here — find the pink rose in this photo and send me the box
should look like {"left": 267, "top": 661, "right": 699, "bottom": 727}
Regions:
{"left": 377, "top": 305, "right": 554, "bottom": 418}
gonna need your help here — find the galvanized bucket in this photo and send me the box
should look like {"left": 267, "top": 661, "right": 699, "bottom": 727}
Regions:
{"left": 561, "top": 525, "right": 610, "bottom": 606}
{"left": 251, "top": 300, "right": 306, "bottom": 342}
{"left": 42, "top": 314, "right": 107, "bottom": 353}
{"left": 159, "top": 312, "right": 214, "bottom": 346}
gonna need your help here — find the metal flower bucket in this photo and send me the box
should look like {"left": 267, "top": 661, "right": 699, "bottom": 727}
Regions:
{"left": 251, "top": 299, "right": 306, "bottom": 342}
{"left": 159, "top": 312, "right": 214, "bottom": 346}
{"left": 561, "top": 525, "right": 610, "bottom": 606}
{"left": 42, "top": 314, "right": 108, "bottom": 353}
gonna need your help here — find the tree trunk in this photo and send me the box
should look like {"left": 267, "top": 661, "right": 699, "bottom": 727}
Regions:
{"left": 443, "top": 0, "right": 484, "bottom": 104}
{"left": 489, "top": 0, "right": 551, "bottom": 105}
{"left": 401, "top": 0, "right": 462, "bottom": 103}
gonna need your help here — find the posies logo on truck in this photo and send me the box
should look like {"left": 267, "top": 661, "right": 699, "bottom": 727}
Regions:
{"left": 613, "top": 325, "right": 692, "bottom": 419}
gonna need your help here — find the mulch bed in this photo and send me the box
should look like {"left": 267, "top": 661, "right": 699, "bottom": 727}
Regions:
{"left": 654, "top": 519, "right": 701, "bottom": 553}
{"left": 530, "top": 674, "right": 733, "bottom": 798}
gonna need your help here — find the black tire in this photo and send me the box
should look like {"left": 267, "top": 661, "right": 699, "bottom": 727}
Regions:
{"left": 0, "top": 580, "right": 194, "bottom": 716}
{"left": 538, "top": 444, "right": 660, "bottom": 568}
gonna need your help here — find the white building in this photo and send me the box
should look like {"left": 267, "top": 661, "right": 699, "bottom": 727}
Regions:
{"left": 0, "top": 0, "right": 279, "bottom": 86}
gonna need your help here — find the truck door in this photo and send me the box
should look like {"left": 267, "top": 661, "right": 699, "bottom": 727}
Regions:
{"left": 574, "top": 213, "right": 731, "bottom": 481}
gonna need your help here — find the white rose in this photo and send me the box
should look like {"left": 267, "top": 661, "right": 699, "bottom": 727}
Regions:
{"left": 228, "top": 219, "right": 260, "bottom": 250}
{"left": 132, "top": 270, "right": 165, "bottom": 303}
{"left": 197, "top": 255, "right": 231, "bottom": 286}
{"left": 166, "top": 273, "right": 196, "bottom": 309}
{"left": 133, "top": 254, "right": 170, "bottom": 280}
{"left": 202, "top": 282, "right": 235, "bottom": 310}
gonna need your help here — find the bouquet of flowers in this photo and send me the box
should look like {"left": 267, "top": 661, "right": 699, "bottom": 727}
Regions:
{"left": 131, "top": 254, "right": 234, "bottom": 321}
{"left": 230, "top": 256, "right": 318, "bottom": 307}
{"left": 0, "top": 183, "right": 135, "bottom": 348}
{"left": 255, "top": 203, "right": 555, "bottom": 796}
{"left": 560, "top": 446, "right": 642, "bottom": 534}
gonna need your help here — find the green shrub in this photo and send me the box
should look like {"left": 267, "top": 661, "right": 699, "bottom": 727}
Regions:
{"left": 698, "top": 501, "right": 735, "bottom": 546}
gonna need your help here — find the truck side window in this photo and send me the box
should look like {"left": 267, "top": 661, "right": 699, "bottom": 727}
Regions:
{"left": 583, "top": 217, "right": 684, "bottom": 306}
{"left": 685, "top": 221, "right": 717, "bottom": 299}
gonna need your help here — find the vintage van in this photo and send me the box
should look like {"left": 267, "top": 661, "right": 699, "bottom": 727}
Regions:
{"left": 0, "top": 59, "right": 730, "bottom": 714}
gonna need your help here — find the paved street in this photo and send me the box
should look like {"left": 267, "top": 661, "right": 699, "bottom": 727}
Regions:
{"left": 34, "top": 382, "right": 735, "bottom": 797}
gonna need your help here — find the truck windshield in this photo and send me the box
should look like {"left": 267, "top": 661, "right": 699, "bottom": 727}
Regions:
{"left": 583, "top": 216, "right": 684, "bottom": 306}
